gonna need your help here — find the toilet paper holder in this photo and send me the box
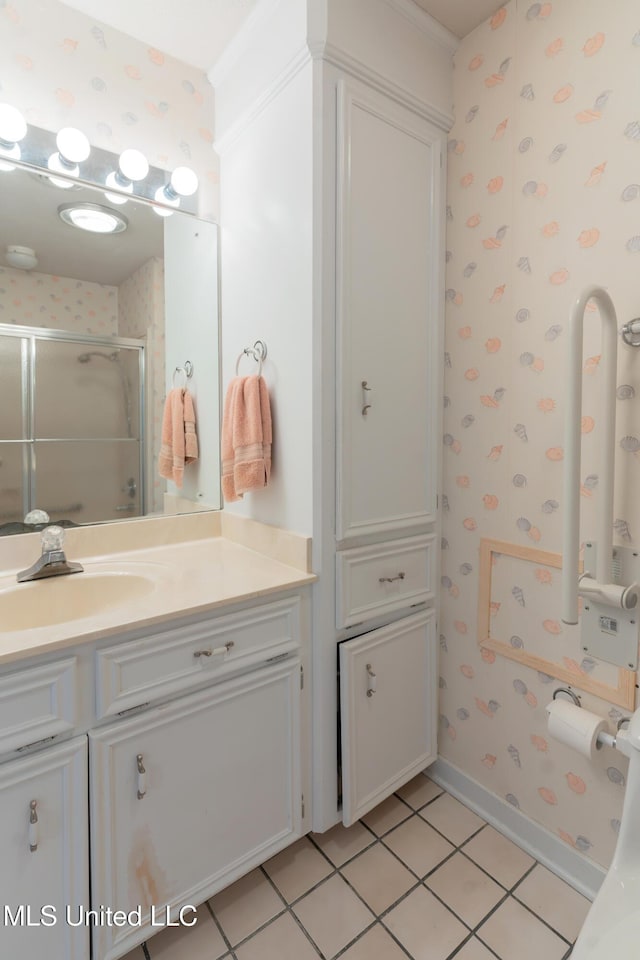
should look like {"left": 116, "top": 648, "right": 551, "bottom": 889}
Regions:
{"left": 551, "top": 686, "right": 619, "bottom": 750}
{"left": 552, "top": 686, "right": 582, "bottom": 707}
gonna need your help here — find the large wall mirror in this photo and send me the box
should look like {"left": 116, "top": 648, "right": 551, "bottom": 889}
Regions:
{"left": 0, "top": 141, "right": 220, "bottom": 535}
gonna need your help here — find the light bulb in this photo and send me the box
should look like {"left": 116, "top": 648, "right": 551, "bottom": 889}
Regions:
{"left": 152, "top": 205, "right": 174, "bottom": 218}
{"left": 47, "top": 152, "right": 78, "bottom": 187}
{"left": 119, "top": 148, "right": 149, "bottom": 181}
{"left": 0, "top": 104, "right": 27, "bottom": 145}
{"left": 56, "top": 127, "right": 90, "bottom": 164}
{"left": 154, "top": 184, "right": 180, "bottom": 210}
{"left": 105, "top": 170, "right": 133, "bottom": 199}
{"left": 0, "top": 143, "right": 20, "bottom": 171}
{"left": 104, "top": 188, "right": 129, "bottom": 206}
{"left": 170, "top": 165, "right": 198, "bottom": 197}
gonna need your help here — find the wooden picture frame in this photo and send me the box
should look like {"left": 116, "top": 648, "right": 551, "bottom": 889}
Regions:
{"left": 477, "top": 538, "right": 636, "bottom": 710}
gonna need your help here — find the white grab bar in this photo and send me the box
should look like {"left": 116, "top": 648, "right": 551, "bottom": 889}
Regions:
{"left": 562, "top": 286, "right": 618, "bottom": 624}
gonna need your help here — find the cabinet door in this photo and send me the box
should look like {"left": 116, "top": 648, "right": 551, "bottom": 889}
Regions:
{"left": 0, "top": 736, "right": 89, "bottom": 960}
{"left": 340, "top": 610, "right": 436, "bottom": 826}
{"left": 90, "top": 659, "right": 302, "bottom": 960}
{"left": 336, "top": 79, "right": 443, "bottom": 541}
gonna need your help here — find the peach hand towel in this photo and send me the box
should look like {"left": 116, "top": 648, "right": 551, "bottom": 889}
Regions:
{"left": 221, "top": 375, "right": 272, "bottom": 502}
{"left": 158, "top": 387, "right": 198, "bottom": 488}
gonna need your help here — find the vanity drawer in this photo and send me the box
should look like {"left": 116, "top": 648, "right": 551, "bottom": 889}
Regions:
{"left": 336, "top": 535, "right": 435, "bottom": 628}
{"left": 95, "top": 597, "right": 301, "bottom": 718}
{"left": 0, "top": 657, "right": 78, "bottom": 754}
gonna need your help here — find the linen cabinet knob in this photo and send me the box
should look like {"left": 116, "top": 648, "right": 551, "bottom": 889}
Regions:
{"left": 366, "top": 663, "right": 377, "bottom": 697}
{"left": 28, "top": 799, "right": 38, "bottom": 852}
{"left": 136, "top": 754, "right": 146, "bottom": 800}
{"left": 361, "top": 380, "right": 372, "bottom": 416}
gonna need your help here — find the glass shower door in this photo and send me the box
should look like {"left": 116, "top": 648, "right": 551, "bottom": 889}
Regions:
{"left": 33, "top": 339, "right": 144, "bottom": 524}
{"left": 0, "top": 335, "right": 28, "bottom": 527}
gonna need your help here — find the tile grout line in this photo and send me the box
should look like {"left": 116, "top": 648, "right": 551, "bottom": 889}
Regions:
{"left": 198, "top": 779, "right": 578, "bottom": 960}
{"left": 204, "top": 897, "right": 236, "bottom": 957}
{"left": 258, "top": 862, "right": 327, "bottom": 958}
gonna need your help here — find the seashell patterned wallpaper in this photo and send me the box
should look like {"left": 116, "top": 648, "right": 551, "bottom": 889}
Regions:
{"left": 441, "top": 0, "right": 640, "bottom": 869}
{"left": 0, "top": 0, "right": 218, "bottom": 219}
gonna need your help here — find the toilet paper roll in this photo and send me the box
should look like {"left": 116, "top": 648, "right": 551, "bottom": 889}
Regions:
{"left": 546, "top": 699, "right": 608, "bottom": 759}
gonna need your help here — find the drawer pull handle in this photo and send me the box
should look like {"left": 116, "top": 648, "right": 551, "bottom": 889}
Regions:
{"left": 193, "top": 641, "right": 234, "bottom": 659}
{"left": 379, "top": 572, "right": 406, "bottom": 584}
{"left": 366, "top": 663, "right": 377, "bottom": 697}
{"left": 28, "top": 800, "right": 38, "bottom": 852}
{"left": 136, "top": 754, "right": 146, "bottom": 800}
{"left": 361, "top": 380, "right": 372, "bottom": 416}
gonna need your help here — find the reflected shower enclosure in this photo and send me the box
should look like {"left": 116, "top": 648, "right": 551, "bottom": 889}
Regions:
{"left": 0, "top": 324, "right": 144, "bottom": 529}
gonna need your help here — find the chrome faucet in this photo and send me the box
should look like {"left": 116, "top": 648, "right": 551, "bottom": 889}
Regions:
{"left": 16, "top": 525, "right": 84, "bottom": 583}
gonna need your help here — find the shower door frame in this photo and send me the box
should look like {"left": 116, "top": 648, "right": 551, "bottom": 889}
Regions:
{"left": 0, "top": 322, "right": 146, "bottom": 522}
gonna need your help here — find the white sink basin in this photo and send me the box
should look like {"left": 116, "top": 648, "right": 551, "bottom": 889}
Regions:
{"left": 0, "top": 562, "right": 168, "bottom": 631}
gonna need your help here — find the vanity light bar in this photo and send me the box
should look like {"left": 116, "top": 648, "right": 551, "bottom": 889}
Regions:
{"left": 0, "top": 104, "right": 199, "bottom": 215}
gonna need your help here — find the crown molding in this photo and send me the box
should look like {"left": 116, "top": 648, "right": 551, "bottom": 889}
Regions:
{"left": 214, "top": 46, "right": 312, "bottom": 154}
{"left": 316, "top": 41, "right": 454, "bottom": 131}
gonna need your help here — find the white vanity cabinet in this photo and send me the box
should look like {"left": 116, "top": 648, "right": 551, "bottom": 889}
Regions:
{"left": 90, "top": 658, "right": 302, "bottom": 960}
{"left": 0, "top": 736, "right": 89, "bottom": 959}
{"left": 0, "top": 587, "right": 309, "bottom": 960}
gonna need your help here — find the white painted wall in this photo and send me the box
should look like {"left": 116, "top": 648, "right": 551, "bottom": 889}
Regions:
{"left": 218, "top": 62, "right": 314, "bottom": 534}
{"left": 164, "top": 217, "right": 221, "bottom": 509}
{"left": 210, "top": 0, "right": 309, "bottom": 145}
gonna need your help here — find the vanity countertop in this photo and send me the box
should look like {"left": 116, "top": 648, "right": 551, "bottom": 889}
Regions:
{"left": 0, "top": 516, "right": 316, "bottom": 665}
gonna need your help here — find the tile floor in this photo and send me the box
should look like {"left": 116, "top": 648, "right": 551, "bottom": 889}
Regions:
{"left": 122, "top": 773, "right": 590, "bottom": 960}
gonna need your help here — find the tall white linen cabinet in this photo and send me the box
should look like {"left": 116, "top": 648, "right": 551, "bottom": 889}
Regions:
{"left": 214, "top": 0, "right": 455, "bottom": 831}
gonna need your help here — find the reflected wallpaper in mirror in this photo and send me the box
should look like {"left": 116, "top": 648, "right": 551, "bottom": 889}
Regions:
{"left": 0, "top": 164, "right": 220, "bottom": 533}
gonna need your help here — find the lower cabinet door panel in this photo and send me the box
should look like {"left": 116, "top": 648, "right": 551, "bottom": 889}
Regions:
{"left": 90, "top": 660, "right": 301, "bottom": 960}
{"left": 0, "top": 736, "right": 89, "bottom": 960}
{"left": 340, "top": 610, "right": 436, "bottom": 826}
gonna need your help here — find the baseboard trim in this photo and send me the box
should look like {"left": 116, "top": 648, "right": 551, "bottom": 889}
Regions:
{"left": 428, "top": 758, "right": 606, "bottom": 901}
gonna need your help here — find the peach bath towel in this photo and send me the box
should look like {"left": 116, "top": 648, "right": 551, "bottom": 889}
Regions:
{"left": 221, "top": 375, "right": 272, "bottom": 502}
{"left": 158, "top": 387, "right": 198, "bottom": 488}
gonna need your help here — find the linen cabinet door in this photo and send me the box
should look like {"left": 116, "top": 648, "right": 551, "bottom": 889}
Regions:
{"left": 336, "top": 79, "right": 443, "bottom": 542}
{"left": 340, "top": 610, "right": 437, "bottom": 826}
{"left": 0, "top": 737, "right": 89, "bottom": 960}
{"left": 90, "top": 660, "right": 302, "bottom": 960}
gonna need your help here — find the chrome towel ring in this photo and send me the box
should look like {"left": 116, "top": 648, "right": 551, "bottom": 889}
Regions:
{"left": 235, "top": 340, "right": 267, "bottom": 376}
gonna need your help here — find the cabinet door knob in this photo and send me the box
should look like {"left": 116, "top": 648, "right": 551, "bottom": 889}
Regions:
{"left": 379, "top": 572, "right": 406, "bottom": 584}
{"left": 136, "top": 754, "right": 146, "bottom": 800}
{"left": 361, "top": 380, "right": 372, "bottom": 416}
{"left": 366, "top": 663, "right": 377, "bottom": 697}
{"left": 193, "top": 641, "right": 234, "bottom": 659}
{"left": 28, "top": 799, "right": 38, "bottom": 853}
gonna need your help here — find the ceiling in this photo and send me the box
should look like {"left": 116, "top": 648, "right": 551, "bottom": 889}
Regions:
{"left": 60, "top": 0, "right": 503, "bottom": 72}
{"left": 0, "top": 167, "right": 164, "bottom": 285}
{"left": 412, "top": 0, "right": 502, "bottom": 40}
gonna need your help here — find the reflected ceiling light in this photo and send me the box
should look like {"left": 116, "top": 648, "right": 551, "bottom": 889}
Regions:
{"left": 152, "top": 204, "right": 175, "bottom": 218}
{"left": 0, "top": 103, "right": 27, "bottom": 171}
{"left": 5, "top": 245, "right": 38, "bottom": 271}
{"left": 105, "top": 148, "right": 149, "bottom": 204}
{"left": 47, "top": 126, "right": 91, "bottom": 188}
{"left": 58, "top": 202, "right": 128, "bottom": 234}
{"left": 154, "top": 165, "right": 199, "bottom": 207}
